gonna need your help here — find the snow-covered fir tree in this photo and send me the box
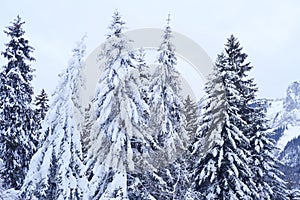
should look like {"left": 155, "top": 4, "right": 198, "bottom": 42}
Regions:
{"left": 86, "top": 12, "right": 156, "bottom": 199}
{"left": 20, "top": 37, "right": 88, "bottom": 200}
{"left": 34, "top": 89, "right": 49, "bottom": 146}
{"left": 34, "top": 89, "right": 49, "bottom": 122}
{"left": 224, "top": 35, "right": 289, "bottom": 199}
{"left": 249, "top": 100, "right": 288, "bottom": 200}
{"left": 183, "top": 95, "right": 199, "bottom": 141}
{"left": 0, "top": 16, "right": 36, "bottom": 190}
{"left": 137, "top": 15, "right": 190, "bottom": 199}
{"left": 192, "top": 52, "right": 256, "bottom": 199}
{"left": 193, "top": 35, "right": 289, "bottom": 199}
{"left": 81, "top": 104, "right": 92, "bottom": 164}
{"left": 132, "top": 48, "right": 151, "bottom": 107}
{"left": 148, "top": 14, "right": 187, "bottom": 164}
{"left": 173, "top": 95, "right": 200, "bottom": 199}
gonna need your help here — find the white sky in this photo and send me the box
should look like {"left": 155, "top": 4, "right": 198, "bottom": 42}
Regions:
{"left": 1, "top": 0, "right": 300, "bottom": 99}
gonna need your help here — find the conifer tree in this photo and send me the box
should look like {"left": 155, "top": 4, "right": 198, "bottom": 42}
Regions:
{"left": 225, "top": 35, "right": 288, "bottom": 199}
{"left": 0, "top": 16, "right": 36, "bottom": 190}
{"left": 133, "top": 48, "right": 150, "bottom": 107}
{"left": 148, "top": 14, "right": 187, "bottom": 163}
{"left": 192, "top": 53, "right": 255, "bottom": 199}
{"left": 86, "top": 12, "right": 155, "bottom": 199}
{"left": 34, "top": 89, "right": 49, "bottom": 121}
{"left": 137, "top": 15, "right": 190, "bottom": 199}
{"left": 34, "top": 89, "right": 49, "bottom": 146}
{"left": 81, "top": 104, "right": 92, "bottom": 163}
{"left": 183, "top": 95, "right": 199, "bottom": 141}
{"left": 193, "top": 35, "right": 289, "bottom": 199}
{"left": 20, "top": 38, "right": 88, "bottom": 199}
{"left": 175, "top": 95, "right": 200, "bottom": 199}
{"left": 249, "top": 101, "right": 288, "bottom": 199}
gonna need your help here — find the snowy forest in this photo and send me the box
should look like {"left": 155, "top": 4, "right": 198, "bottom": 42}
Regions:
{"left": 0, "top": 11, "right": 299, "bottom": 200}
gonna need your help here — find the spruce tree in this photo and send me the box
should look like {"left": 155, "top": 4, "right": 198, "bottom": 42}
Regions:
{"left": 225, "top": 35, "right": 288, "bottom": 199}
{"left": 148, "top": 14, "right": 187, "bottom": 163}
{"left": 192, "top": 53, "right": 255, "bottom": 199}
{"left": 86, "top": 12, "right": 155, "bottom": 199}
{"left": 34, "top": 89, "right": 49, "bottom": 121}
{"left": 20, "top": 38, "right": 88, "bottom": 199}
{"left": 177, "top": 96, "right": 200, "bottom": 199}
{"left": 0, "top": 16, "right": 36, "bottom": 190}
{"left": 138, "top": 15, "right": 190, "bottom": 199}
{"left": 34, "top": 89, "right": 49, "bottom": 146}
{"left": 249, "top": 101, "right": 288, "bottom": 199}
{"left": 193, "top": 35, "right": 289, "bottom": 199}
{"left": 133, "top": 48, "right": 150, "bottom": 107}
{"left": 183, "top": 95, "right": 199, "bottom": 141}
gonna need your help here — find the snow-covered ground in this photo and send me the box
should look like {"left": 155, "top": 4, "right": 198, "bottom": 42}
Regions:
{"left": 277, "top": 124, "right": 300, "bottom": 151}
{"left": 265, "top": 99, "right": 284, "bottom": 126}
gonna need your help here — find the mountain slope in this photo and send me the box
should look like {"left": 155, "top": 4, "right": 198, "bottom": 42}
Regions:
{"left": 265, "top": 81, "right": 300, "bottom": 189}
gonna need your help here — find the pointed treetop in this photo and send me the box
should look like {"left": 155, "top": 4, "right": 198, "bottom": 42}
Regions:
{"left": 224, "top": 34, "right": 252, "bottom": 76}
{"left": 34, "top": 89, "right": 49, "bottom": 106}
{"left": 158, "top": 14, "right": 175, "bottom": 53}
{"left": 163, "top": 14, "right": 173, "bottom": 50}
{"left": 164, "top": 13, "right": 172, "bottom": 34}
{"left": 4, "top": 15, "right": 25, "bottom": 38}
{"left": 225, "top": 35, "right": 242, "bottom": 55}
{"left": 66, "top": 35, "right": 87, "bottom": 75}
{"left": 34, "top": 88, "right": 49, "bottom": 120}
{"left": 2, "top": 15, "right": 35, "bottom": 63}
{"left": 166, "top": 14, "right": 171, "bottom": 26}
{"left": 107, "top": 10, "right": 126, "bottom": 38}
{"left": 72, "top": 34, "right": 87, "bottom": 61}
{"left": 0, "top": 15, "right": 36, "bottom": 190}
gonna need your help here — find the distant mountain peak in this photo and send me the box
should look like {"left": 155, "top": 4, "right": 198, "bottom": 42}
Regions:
{"left": 284, "top": 81, "right": 300, "bottom": 112}
{"left": 264, "top": 81, "right": 300, "bottom": 189}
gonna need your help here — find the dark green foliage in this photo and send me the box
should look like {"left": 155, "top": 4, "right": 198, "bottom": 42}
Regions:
{"left": 34, "top": 89, "right": 49, "bottom": 147}
{"left": 0, "top": 16, "right": 36, "bottom": 190}
{"left": 34, "top": 89, "right": 49, "bottom": 121}
{"left": 183, "top": 95, "right": 199, "bottom": 141}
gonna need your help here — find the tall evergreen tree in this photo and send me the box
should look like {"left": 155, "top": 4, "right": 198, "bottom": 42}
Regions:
{"left": 225, "top": 35, "right": 288, "bottom": 199}
{"left": 148, "top": 14, "right": 187, "bottom": 163}
{"left": 183, "top": 95, "right": 199, "bottom": 141}
{"left": 20, "top": 37, "right": 88, "bottom": 199}
{"left": 192, "top": 53, "right": 255, "bottom": 199}
{"left": 137, "top": 15, "right": 190, "bottom": 199}
{"left": 0, "top": 16, "right": 36, "bottom": 190}
{"left": 249, "top": 101, "right": 288, "bottom": 199}
{"left": 34, "top": 89, "right": 49, "bottom": 146}
{"left": 174, "top": 96, "right": 200, "bottom": 199}
{"left": 193, "top": 35, "right": 289, "bottom": 199}
{"left": 86, "top": 12, "right": 155, "bottom": 199}
{"left": 34, "top": 89, "right": 49, "bottom": 121}
{"left": 133, "top": 48, "right": 150, "bottom": 107}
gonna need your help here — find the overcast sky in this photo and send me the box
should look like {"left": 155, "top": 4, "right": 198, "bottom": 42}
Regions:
{"left": 1, "top": 0, "right": 300, "bottom": 99}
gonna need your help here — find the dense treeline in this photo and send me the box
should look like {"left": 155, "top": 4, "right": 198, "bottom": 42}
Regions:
{"left": 0, "top": 12, "right": 298, "bottom": 200}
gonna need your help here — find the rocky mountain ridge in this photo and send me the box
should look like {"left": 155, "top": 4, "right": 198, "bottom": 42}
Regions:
{"left": 264, "top": 81, "right": 300, "bottom": 189}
